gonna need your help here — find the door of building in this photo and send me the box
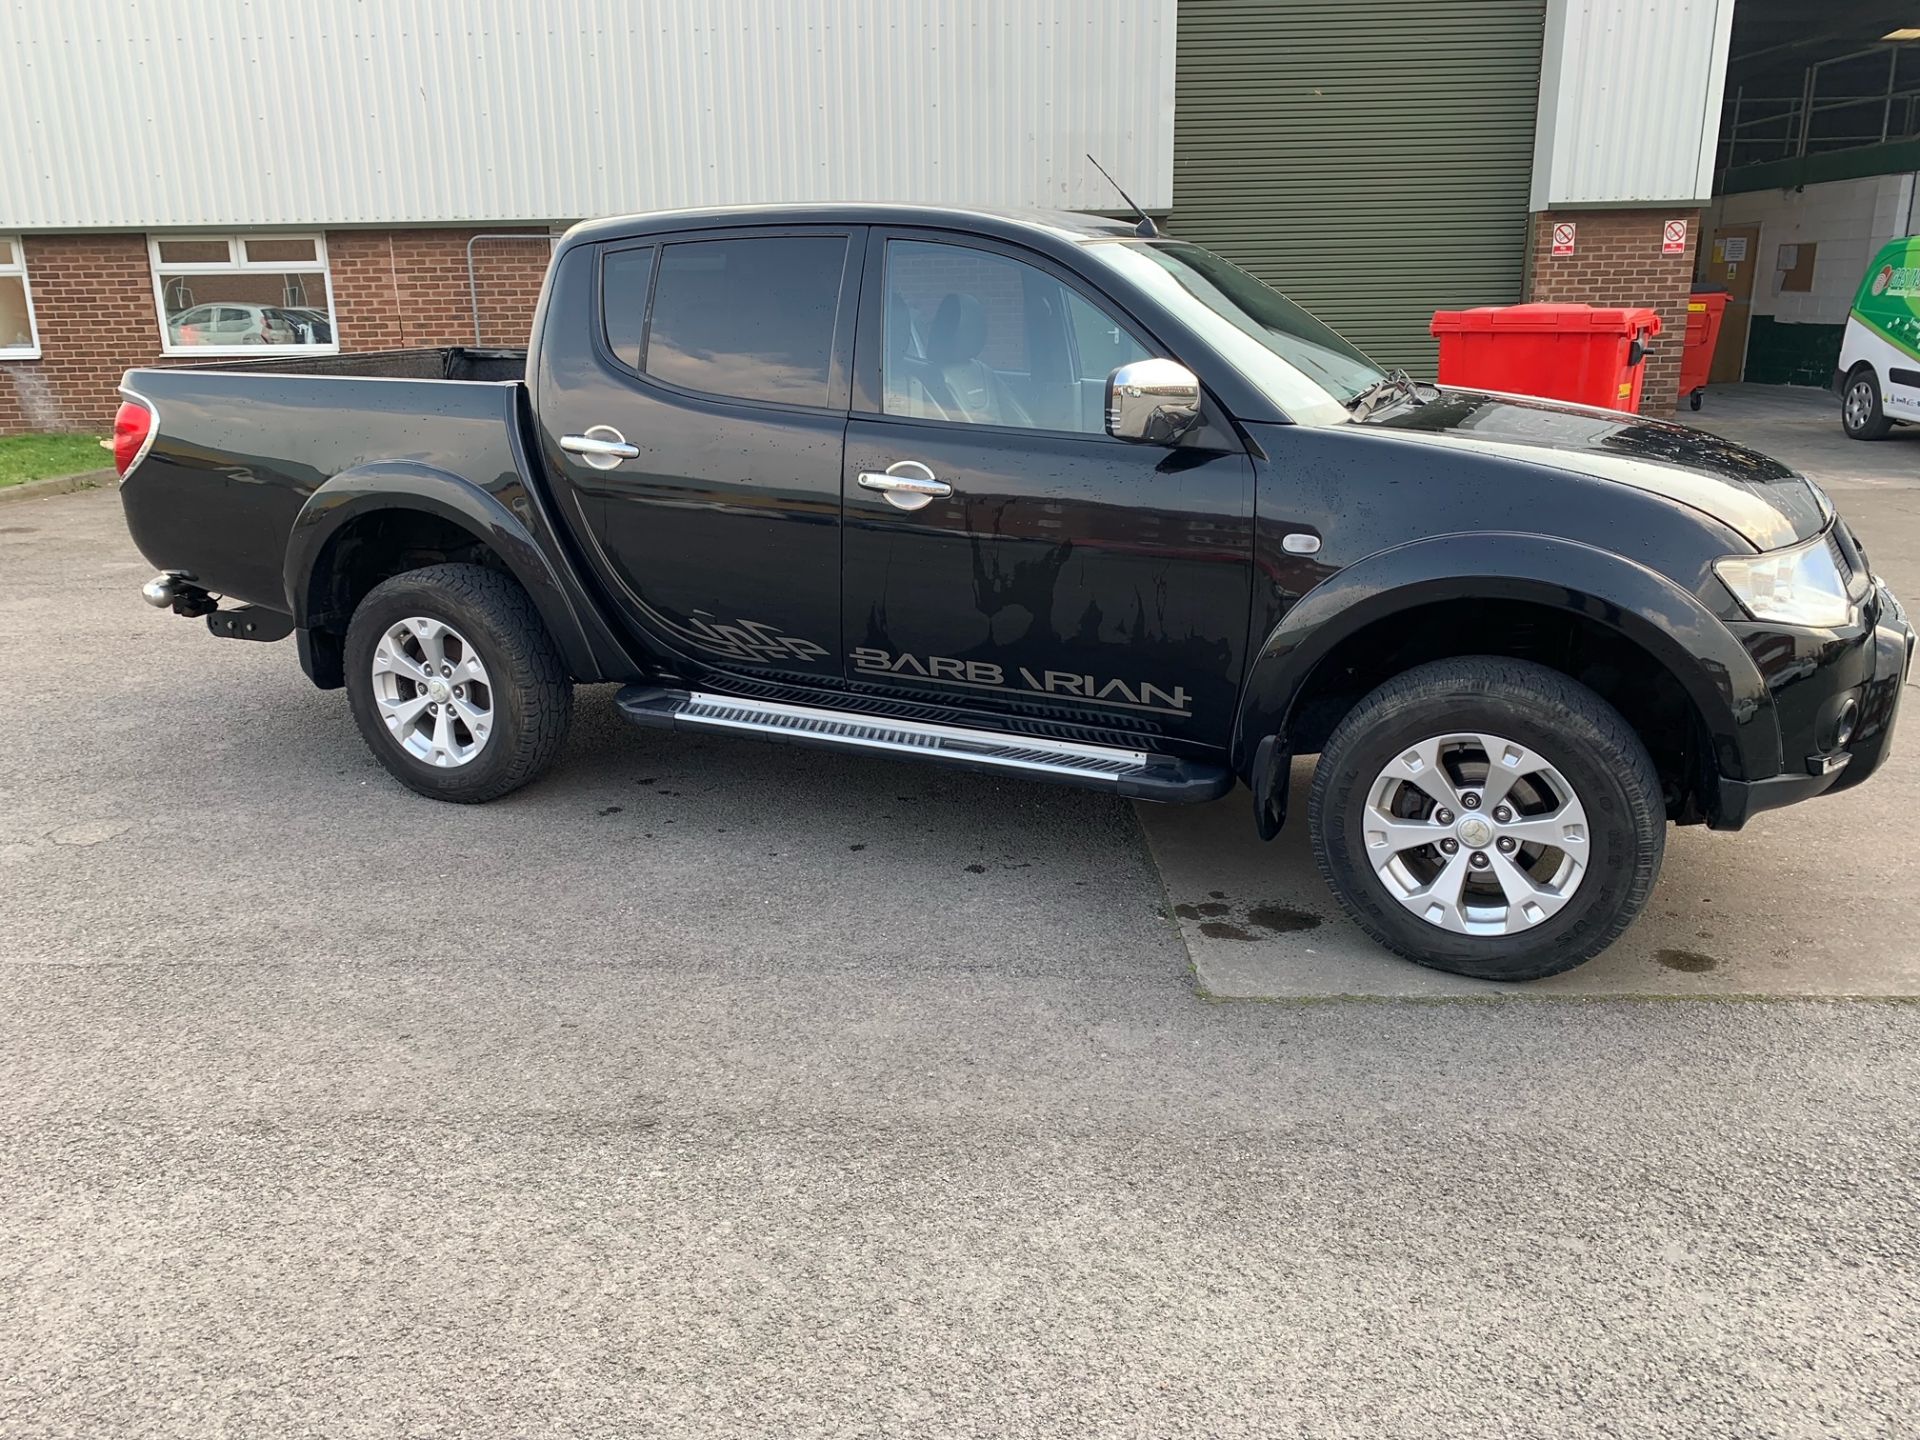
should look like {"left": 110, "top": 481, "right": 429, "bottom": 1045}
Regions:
{"left": 1169, "top": 1, "right": 1547, "bottom": 375}
{"left": 1703, "top": 225, "right": 1761, "bottom": 384}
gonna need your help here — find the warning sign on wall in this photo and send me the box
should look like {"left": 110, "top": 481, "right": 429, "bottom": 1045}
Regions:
{"left": 1551, "top": 222, "right": 1576, "bottom": 256}
{"left": 1662, "top": 219, "right": 1688, "bottom": 256}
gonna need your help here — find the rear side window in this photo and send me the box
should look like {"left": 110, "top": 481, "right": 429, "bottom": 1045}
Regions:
{"left": 643, "top": 236, "right": 847, "bottom": 407}
{"left": 600, "top": 245, "right": 656, "bottom": 370}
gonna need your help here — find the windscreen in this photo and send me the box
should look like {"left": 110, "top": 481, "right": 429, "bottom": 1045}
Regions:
{"left": 1084, "top": 239, "right": 1387, "bottom": 422}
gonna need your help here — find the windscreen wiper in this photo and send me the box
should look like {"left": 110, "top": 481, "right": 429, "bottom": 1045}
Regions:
{"left": 1347, "top": 368, "right": 1437, "bottom": 420}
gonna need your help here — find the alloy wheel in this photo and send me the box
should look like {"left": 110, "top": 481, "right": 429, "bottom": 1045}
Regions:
{"left": 1361, "top": 733, "right": 1589, "bottom": 935}
{"left": 369, "top": 616, "right": 494, "bottom": 767}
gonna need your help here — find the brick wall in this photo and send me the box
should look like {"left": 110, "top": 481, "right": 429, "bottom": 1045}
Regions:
{"left": 1526, "top": 208, "right": 1701, "bottom": 417}
{"left": 0, "top": 235, "right": 162, "bottom": 436}
{"left": 329, "top": 229, "right": 550, "bottom": 351}
{"left": 0, "top": 228, "right": 552, "bottom": 436}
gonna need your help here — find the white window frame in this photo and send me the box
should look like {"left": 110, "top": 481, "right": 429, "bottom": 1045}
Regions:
{"left": 0, "top": 237, "right": 40, "bottom": 360}
{"left": 148, "top": 233, "right": 339, "bottom": 357}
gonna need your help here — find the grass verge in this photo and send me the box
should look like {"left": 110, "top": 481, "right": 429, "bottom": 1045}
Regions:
{"left": 0, "top": 433, "right": 109, "bottom": 488}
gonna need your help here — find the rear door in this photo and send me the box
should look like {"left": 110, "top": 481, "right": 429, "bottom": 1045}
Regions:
{"left": 537, "top": 226, "right": 863, "bottom": 689}
{"left": 839, "top": 230, "right": 1254, "bottom": 751}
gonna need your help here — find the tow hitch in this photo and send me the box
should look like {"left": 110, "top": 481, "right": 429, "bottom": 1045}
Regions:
{"left": 142, "top": 571, "right": 216, "bottom": 616}
{"left": 141, "top": 572, "right": 292, "bottom": 640}
{"left": 205, "top": 606, "right": 294, "bottom": 641}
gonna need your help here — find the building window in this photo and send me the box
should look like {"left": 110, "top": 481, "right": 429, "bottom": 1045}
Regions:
{"left": 0, "top": 238, "right": 39, "bottom": 359}
{"left": 149, "top": 234, "right": 337, "bottom": 354}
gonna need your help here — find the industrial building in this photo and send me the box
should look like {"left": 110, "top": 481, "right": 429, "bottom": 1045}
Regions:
{"left": 1, "top": 0, "right": 1912, "bottom": 433}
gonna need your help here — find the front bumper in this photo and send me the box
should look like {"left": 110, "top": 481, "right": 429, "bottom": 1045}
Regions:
{"left": 1714, "top": 580, "right": 1912, "bottom": 827}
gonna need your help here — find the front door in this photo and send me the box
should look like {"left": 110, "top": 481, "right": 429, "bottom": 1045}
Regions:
{"left": 1704, "top": 224, "right": 1760, "bottom": 384}
{"left": 840, "top": 231, "right": 1254, "bottom": 753}
{"left": 536, "top": 226, "right": 862, "bottom": 688}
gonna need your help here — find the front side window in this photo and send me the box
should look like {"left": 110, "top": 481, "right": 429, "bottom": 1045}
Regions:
{"left": 150, "top": 234, "right": 336, "bottom": 354}
{"left": 882, "top": 239, "right": 1150, "bottom": 434}
{"left": 0, "top": 238, "right": 39, "bottom": 358}
{"left": 642, "top": 236, "right": 847, "bottom": 407}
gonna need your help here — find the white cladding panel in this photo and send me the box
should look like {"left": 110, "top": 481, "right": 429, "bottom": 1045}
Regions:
{"left": 1, "top": 0, "right": 1175, "bottom": 229}
{"left": 1531, "top": 0, "right": 1734, "bottom": 209}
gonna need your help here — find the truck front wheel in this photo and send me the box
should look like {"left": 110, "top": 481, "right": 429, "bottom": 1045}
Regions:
{"left": 343, "top": 563, "right": 572, "bottom": 803}
{"left": 1307, "top": 657, "right": 1664, "bottom": 981}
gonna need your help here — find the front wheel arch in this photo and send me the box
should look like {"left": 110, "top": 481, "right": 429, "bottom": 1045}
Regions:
{"left": 1234, "top": 536, "right": 1777, "bottom": 810}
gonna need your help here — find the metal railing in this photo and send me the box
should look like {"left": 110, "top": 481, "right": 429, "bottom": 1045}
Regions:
{"left": 465, "top": 232, "right": 555, "bottom": 347}
{"left": 1720, "top": 43, "right": 1920, "bottom": 180}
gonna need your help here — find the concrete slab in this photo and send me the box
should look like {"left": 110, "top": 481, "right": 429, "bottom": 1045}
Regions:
{"left": 1141, "top": 390, "right": 1920, "bottom": 1000}
{"left": 1142, "top": 745, "right": 1920, "bottom": 999}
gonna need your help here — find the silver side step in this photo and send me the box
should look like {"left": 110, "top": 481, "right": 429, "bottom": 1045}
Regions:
{"left": 614, "top": 685, "right": 1233, "bottom": 802}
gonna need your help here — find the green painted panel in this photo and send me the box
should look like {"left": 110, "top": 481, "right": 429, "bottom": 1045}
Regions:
{"left": 1722, "top": 139, "right": 1920, "bottom": 196}
{"left": 1171, "top": 0, "right": 1546, "bottom": 373}
{"left": 1744, "top": 316, "right": 1846, "bottom": 388}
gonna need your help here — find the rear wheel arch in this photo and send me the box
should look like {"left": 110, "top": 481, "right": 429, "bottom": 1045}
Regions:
{"left": 286, "top": 464, "right": 602, "bottom": 681}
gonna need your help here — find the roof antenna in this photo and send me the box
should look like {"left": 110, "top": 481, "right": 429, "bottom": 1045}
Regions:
{"left": 1087, "top": 154, "right": 1158, "bottom": 238}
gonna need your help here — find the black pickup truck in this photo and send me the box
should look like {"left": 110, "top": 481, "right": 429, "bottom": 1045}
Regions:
{"left": 115, "top": 205, "right": 1910, "bottom": 980}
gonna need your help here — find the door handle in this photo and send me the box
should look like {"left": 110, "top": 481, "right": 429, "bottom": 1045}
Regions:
{"left": 857, "top": 459, "right": 953, "bottom": 511}
{"left": 561, "top": 425, "right": 639, "bottom": 470}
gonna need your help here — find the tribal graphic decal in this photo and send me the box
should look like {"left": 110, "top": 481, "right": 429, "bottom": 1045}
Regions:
{"left": 666, "top": 612, "right": 829, "bottom": 665}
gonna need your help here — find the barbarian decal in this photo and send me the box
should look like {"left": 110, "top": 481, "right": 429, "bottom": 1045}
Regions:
{"left": 851, "top": 646, "right": 1192, "bottom": 717}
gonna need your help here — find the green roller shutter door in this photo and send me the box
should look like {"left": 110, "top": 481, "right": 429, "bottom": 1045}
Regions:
{"left": 1172, "top": 0, "right": 1545, "bottom": 374}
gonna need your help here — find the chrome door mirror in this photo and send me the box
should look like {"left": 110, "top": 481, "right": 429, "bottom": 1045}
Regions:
{"left": 1105, "top": 358, "right": 1202, "bottom": 444}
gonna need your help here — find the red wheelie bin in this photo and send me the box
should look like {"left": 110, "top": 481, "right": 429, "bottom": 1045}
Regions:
{"left": 1429, "top": 303, "right": 1663, "bottom": 414}
{"left": 1678, "top": 287, "right": 1729, "bottom": 411}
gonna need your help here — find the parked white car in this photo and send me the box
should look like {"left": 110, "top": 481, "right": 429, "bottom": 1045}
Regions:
{"left": 167, "top": 303, "right": 296, "bottom": 348}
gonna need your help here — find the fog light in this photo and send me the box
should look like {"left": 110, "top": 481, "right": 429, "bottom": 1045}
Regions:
{"left": 1835, "top": 698, "right": 1859, "bottom": 749}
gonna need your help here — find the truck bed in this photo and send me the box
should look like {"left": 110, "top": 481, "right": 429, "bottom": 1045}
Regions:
{"left": 168, "top": 346, "right": 528, "bottom": 383}
{"left": 118, "top": 348, "right": 536, "bottom": 612}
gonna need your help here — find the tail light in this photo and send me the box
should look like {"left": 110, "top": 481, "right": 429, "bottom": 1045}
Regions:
{"left": 112, "top": 398, "right": 153, "bottom": 477}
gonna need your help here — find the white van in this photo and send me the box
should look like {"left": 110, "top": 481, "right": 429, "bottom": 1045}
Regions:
{"left": 1837, "top": 235, "right": 1920, "bottom": 440}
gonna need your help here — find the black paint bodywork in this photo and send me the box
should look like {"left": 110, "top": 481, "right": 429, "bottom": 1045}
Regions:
{"left": 117, "top": 204, "right": 1911, "bottom": 829}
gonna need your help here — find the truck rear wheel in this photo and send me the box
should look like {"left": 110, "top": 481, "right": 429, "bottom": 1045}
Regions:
{"left": 1307, "top": 657, "right": 1664, "bottom": 981}
{"left": 344, "top": 563, "right": 572, "bottom": 803}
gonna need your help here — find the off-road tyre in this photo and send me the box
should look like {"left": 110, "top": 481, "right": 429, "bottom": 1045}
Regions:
{"left": 344, "top": 563, "right": 572, "bottom": 803}
{"left": 1308, "top": 656, "right": 1664, "bottom": 981}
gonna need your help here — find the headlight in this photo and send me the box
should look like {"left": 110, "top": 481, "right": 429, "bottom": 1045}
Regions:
{"left": 1714, "top": 532, "right": 1855, "bottom": 628}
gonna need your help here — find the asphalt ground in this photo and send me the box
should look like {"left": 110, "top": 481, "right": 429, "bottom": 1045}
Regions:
{"left": 2, "top": 387, "right": 1916, "bottom": 1436}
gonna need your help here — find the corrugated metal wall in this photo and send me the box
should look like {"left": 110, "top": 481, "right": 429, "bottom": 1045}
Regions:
{"left": 1, "top": 0, "right": 1174, "bottom": 230}
{"left": 1530, "top": 0, "right": 1734, "bottom": 209}
{"left": 1171, "top": 0, "right": 1546, "bottom": 372}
